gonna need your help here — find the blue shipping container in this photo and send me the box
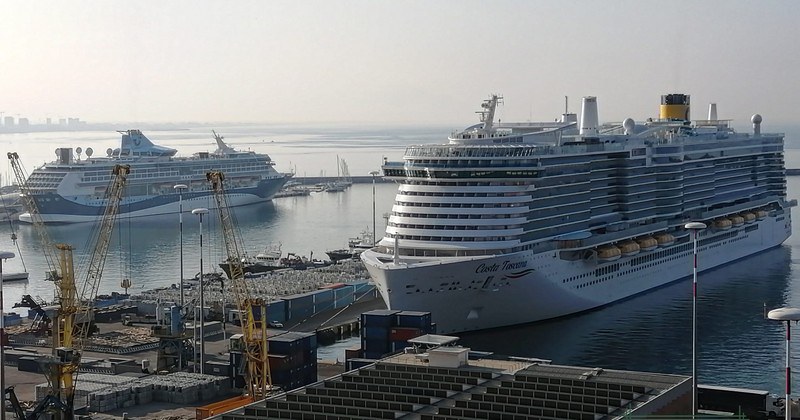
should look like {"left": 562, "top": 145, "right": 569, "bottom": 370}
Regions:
{"left": 361, "top": 310, "right": 399, "bottom": 328}
{"left": 266, "top": 299, "right": 286, "bottom": 323}
{"left": 332, "top": 285, "right": 354, "bottom": 309}
{"left": 313, "top": 289, "right": 334, "bottom": 307}
{"left": 396, "top": 311, "right": 432, "bottom": 329}
{"left": 362, "top": 326, "right": 389, "bottom": 340}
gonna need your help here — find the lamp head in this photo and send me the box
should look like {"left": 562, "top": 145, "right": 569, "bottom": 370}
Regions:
{"left": 174, "top": 184, "right": 188, "bottom": 190}
{"left": 192, "top": 208, "right": 209, "bottom": 215}
{"left": 369, "top": 170, "right": 380, "bottom": 176}
{"left": 684, "top": 222, "right": 707, "bottom": 230}
{"left": 0, "top": 251, "right": 15, "bottom": 260}
{"left": 768, "top": 307, "right": 800, "bottom": 322}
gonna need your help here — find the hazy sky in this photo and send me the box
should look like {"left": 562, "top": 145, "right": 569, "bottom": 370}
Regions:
{"left": 2, "top": 1, "right": 798, "bottom": 126}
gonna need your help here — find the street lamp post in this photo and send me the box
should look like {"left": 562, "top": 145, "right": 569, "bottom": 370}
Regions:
{"left": 174, "top": 184, "right": 187, "bottom": 371}
{"left": 192, "top": 207, "right": 209, "bottom": 375}
{"left": 174, "top": 184, "right": 188, "bottom": 308}
{"left": 684, "top": 221, "right": 706, "bottom": 417}
{"left": 369, "top": 171, "right": 380, "bottom": 246}
{"left": 768, "top": 307, "right": 800, "bottom": 420}
{"left": 0, "top": 251, "right": 15, "bottom": 420}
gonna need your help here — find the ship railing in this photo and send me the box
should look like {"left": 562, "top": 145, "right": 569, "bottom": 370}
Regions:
{"left": 402, "top": 142, "right": 625, "bottom": 160}
{"left": 551, "top": 220, "right": 671, "bottom": 250}
{"left": 694, "top": 197, "right": 777, "bottom": 221}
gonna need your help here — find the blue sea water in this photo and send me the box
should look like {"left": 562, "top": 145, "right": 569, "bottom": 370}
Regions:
{"left": 2, "top": 123, "right": 800, "bottom": 395}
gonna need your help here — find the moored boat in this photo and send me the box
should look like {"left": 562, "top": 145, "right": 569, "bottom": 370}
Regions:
{"left": 361, "top": 93, "right": 795, "bottom": 333}
{"left": 17, "top": 130, "right": 289, "bottom": 224}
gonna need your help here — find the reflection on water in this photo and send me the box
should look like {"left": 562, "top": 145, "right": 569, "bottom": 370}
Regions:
{"left": 0, "top": 182, "right": 397, "bottom": 307}
{"left": 458, "top": 246, "right": 793, "bottom": 392}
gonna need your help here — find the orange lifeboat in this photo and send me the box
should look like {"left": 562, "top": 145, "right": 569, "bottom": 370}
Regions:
{"left": 617, "top": 240, "right": 641, "bottom": 257}
{"left": 655, "top": 233, "right": 675, "bottom": 247}
{"left": 636, "top": 236, "right": 658, "bottom": 252}
{"left": 741, "top": 212, "right": 756, "bottom": 224}
{"left": 597, "top": 245, "right": 622, "bottom": 262}
{"left": 729, "top": 215, "right": 744, "bottom": 227}
{"left": 713, "top": 218, "right": 732, "bottom": 230}
{"left": 756, "top": 210, "right": 768, "bottom": 220}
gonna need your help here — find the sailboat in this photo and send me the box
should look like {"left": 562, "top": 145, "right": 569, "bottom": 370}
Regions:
{"left": 325, "top": 156, "right": 352, "bottom": 192}
{"left": 1, "top": 188, "right": 29, "bottom": 282}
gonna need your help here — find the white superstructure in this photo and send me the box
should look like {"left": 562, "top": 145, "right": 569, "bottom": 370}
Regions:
{"left": 18, "top": 130, "right": 288, "bottom": 224}
{"left": 361, "top": 94, "right": 795, "bottom": 334}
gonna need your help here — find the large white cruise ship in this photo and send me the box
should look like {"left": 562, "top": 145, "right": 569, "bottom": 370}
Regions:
{"left": 17, "top": 130, "right": 289, "bottom": 223}
{"left": 361, "top": 94, "right": 795, "bottom": 334}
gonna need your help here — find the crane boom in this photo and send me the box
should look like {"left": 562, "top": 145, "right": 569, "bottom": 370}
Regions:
{"left": 7, "top": 159, "right": 130, "bottom": 419}
{"left": 206, "top": 170, "right": 271, "bottom": 399}
{"left": 62, "top": 163, "right": 130, "bottom": 411}
{"left": 6, "top": 152, "right": 61, "bottom": 282}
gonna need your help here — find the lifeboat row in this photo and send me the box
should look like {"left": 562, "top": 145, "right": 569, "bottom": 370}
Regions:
{"left": 596, "top": 233, "right": 675, "bottom": 262}
{"left": 710, "top": 208, "right": 770, "bottom": 231}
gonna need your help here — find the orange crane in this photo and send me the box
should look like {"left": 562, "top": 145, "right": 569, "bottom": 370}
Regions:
{"left": 205, "top": 170, "right": 271, "bottom": 401}
{"left": 6, "top": 153, "right": 130, "bottom": 419}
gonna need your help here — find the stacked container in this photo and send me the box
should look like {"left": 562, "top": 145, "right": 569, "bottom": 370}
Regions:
{"left": 268, "top": 331, "right": 318, "bottom": 391}
{"left": 229, "top": 331, "right": 318, "bottom": 391}
{"left": 358, "top": 310, "right": 435, "bottom": 360}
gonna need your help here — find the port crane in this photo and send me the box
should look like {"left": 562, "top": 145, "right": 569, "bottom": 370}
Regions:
{"left": 5, "top": 153, "right": 130, "bottom": 419}
{"left": 206, "top": 170, "right": 271, "bottom": 401}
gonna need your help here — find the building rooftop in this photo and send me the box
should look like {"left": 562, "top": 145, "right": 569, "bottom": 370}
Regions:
{"left": 216, "top": 345, "right": 691, "bottom": 419}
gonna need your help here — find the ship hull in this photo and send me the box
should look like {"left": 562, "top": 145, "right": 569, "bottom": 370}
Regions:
{"left": 362, "top": 214, "right": 792, "bottom": 334}
{"left": 19, "top": 177, "right": 286, "bottom": 224}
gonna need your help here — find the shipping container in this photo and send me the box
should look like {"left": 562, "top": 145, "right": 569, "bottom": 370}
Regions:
{"left": 265, "top": 299, "right": 286, "bottom": 323}
{"left": 344, "top": 345, "right": 362, "bottom": 361}
{"left": 362, "top": 326, "right": 389, "bottom": 340}
{"left": 18, "top": 356, "right": 41, "bottom": 373}
{"left": 205, "top": 361, "right": 231, "bottom": 377}
{"left": 362, "top": 338, "right": 390, "bottom": 355}
{"left": 286, "top": 305, "right": 313, "bottom": 321}
{"left": 319, "top": 282, "right": 346, "bottom": 290}
{"left": 285, "top": 292, "right": 315, "bottom": 310}
{"left": 332, "top": 285, "right": 355, "bottom": 309}
{"left": 396, "top": 311, "right": 432, "bottom": 329}
{"left": 268, "top": 354, "right": 303, "bottom": 371}
{"left": 361, "top": 309, "right": 399, "bottom": 328}
{"left": 313, "top": 288, "right": 334, "bottom": 309}
{"left": 389, "top": 327, "right": 422, "bottom": 342}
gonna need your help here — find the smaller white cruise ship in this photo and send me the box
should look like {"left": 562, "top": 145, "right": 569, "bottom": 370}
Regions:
{"left": 361, "top": 94, "right": 795, "bottom": 334}
{"left": 18, "top": 130, "right": 289, "bottom": 223}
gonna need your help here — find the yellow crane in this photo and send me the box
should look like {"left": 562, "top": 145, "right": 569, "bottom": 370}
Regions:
{"left": 6, "top": 153, "right": 130, "bottom": 419}
{"left": 206, "top": 170, "right": 271, "bottom": 400}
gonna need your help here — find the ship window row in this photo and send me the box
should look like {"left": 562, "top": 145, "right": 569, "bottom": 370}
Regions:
{"left": 390, "top": 247, "right": 502, "bottom": 257}
{"left": 395, "top": 201, "right": 524, "bottom": 209}
{"left": 391, "top": 223, "right": 522, "bottom": 231}
{"left": 396, "top": 169, "right": 542, "bottom": 179}
{"left": 398, "top": 191, "right": 528, "bottom": 198}
{"left": 389, "top": 233, "right": 514, "bottom": 243}
{"left": 392, "top": 213, "right": 517, "bottom": 220}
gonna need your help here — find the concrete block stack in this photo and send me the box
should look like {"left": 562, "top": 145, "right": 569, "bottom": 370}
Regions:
{"left": 142, "top": 372, "right": 232, "bottom": 404}
{"left": 35, "top": 373, "right": 138, "bottom": 410}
